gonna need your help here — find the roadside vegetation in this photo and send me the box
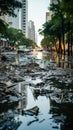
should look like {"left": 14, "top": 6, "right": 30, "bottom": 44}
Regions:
{"left": 0, "top": 0, "right": 36, "bottom": 51}
{"left": 39, "top": 0, "right": 73, "bottom": 56}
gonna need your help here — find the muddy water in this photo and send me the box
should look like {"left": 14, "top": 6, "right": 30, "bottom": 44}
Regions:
{"left": 0, "top": 51, "right": 73, "bottom": 130}
{"left": 15, "top": 76, "right": 59, "bottom": 130}
{"left": 16, "top": 52, "right": 73, "bottom": 130}
{"left": 17, "top": 84, "right": 56, "bottom": 130}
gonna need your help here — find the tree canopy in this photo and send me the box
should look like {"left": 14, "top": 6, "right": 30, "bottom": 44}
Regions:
{"left": 0, "top": 0, "right": 22, "bottom": 16}
{"left": 39, "top": 0, "right": 73, "bottom": 55}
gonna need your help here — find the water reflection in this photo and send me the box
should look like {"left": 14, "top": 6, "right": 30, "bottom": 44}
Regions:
{"left": 15, "top": 51, "right": 73, "bottom": 69}
{"left": 49, "top": 98, "right": 73, "bottom": 130}
{"left": 16, "top": 77, "right": 60, "bottom": 130}
{"left": 33, "top": 51, "right": 73, "bottom": 69}
{"left": 53, "top": 53, "right": 73, "bottom": 69}
{"left": 36, "top": 51, "right": 43, "bottom": 59}
{"left": 0, "top": 99, "right": 21, "bottom": 130}
{"left": 0, "top": 81, "right": 28, "bottom": 129}
{"left": 14, "top": 51, "right": 73, "bottom": 130}
{"left": 0, "top": 50, "right": 73, "bottom": 130}
{"left": 16, "top": 54, "right": 19, "bottom": 64}
{"left": 16, "top": 82, "right": 27, "bottom": 114}
{"left": 42, "top": 52, "right": 73, "bottom": 69}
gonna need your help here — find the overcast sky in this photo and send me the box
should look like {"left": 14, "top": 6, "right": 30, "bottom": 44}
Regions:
{"left": 28, "top": 0, "right": 50, "bottom": 46}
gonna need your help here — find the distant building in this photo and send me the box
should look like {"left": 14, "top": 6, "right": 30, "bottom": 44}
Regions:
{"left": 46, "top": 12, "right": 51, "bottom": 22}
{"left": 8, "top": 9, "right": 19, "bottom": 28}
{"left": 0, "top": 15, "right": 9, "bottom": 47}
{"left": 49, "top": 0, "right": 62, "bottom": 20}
{"left": 50, "top": 0, "right": 62, "bottom": 4}
{"left": 50, "top": 0, "right": 58, "bottom": 4}
{"left": 47, "top": 1, "right": 56, "bottom": 21}
{"left": 28, "top": 20, "right": 35, "bottom": 42}
{"left": 21, "top": 0, "right": 28, "bottom": 37}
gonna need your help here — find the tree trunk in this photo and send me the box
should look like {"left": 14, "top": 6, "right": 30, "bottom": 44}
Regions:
{"left": 58, "top": 35, "right": 62, "bottom": 54}
{"left": 67, "top": 21, "right": 71, "bottom": 56}
{"left": 70, "top": 34, "right": 72, "bottom": 56}
{"left": 68, "top": 33, "right": 70, "bottom": 56}
{"left": 62, "top": 18, "right": 65, "bottom": 55}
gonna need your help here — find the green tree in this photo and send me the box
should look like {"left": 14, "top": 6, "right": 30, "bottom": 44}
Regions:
{"left": 0, "top": 19, "right": 7, "bottom": 36}
{"left": 0, "top": 0, "right": 22, "bottom": 16}
{"left": 0, "top": 0, "right": 22, "bottom": 37}
{"left": 39, "top": 0, "right": 72, "bottom": 55}
{"left": 49, "top": 0, "right": 66, "bottom": 54}
{"left": 3, "top": 26, "right": 37, "bottom": 48}
{"left": 61, "top": 0, "right": 73, "bottom": 56}
{"left": 39, "top": 18, "right": 62, "bottom": 53}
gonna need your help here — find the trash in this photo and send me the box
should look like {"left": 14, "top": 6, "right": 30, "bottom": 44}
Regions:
{"left": 1, "top": 55, "right": 7, "bottom": 61}
{"left": 22, "top": 106, "right": 39, "bottom": 116}
{"left": 27, "top": 118, "right": 39, "bottom": 126}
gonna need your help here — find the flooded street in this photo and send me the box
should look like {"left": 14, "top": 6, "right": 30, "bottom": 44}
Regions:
{"left": 0, "top": 51, "right": 73, "bottom": 130}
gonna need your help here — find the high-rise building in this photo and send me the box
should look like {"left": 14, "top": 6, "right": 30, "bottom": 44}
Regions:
{"left": 28, "top": 20, "right": 35, "bottom": 42}
{"left": 49, "top": 0, "right": 62, "bottom": 20}
{"left": 8, "top": 0, "right": 28, "bottom": 37}
{"left": 50, "top": 0, "right": 62, "bottom": 4}
{"left": 8, "top": 9, "right": 19, "bottom": 28}
{"left": 50, "top": 0, "right": 58, "bottom": 4}
{"left": 21, "top": 0, "right": 28, "bottom": 37}
{"left": 46, "top": 12, "right": 51, "bottom": 22}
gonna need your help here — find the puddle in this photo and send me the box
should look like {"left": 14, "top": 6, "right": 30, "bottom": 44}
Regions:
{"left": 0, "top": 51, "right": 73, "bottom": 130}
{"left": 17, "top": 85, "right": 60, "bottom": 130}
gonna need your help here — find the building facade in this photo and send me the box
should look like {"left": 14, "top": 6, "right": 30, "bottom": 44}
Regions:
{"left": 28, "top": 20, "right": 35, "bottom": 42}
{"left": 8, "top": 0, "right": 28, "bottom": 37}
{"left": 50, "top": 0, "right": 62, "bottom": 4}
{"left": 50, "top": 0, "right": 58, "bottom": 4}
{"left": 46, "top": 12, "right": 51, "bottom": 22}
{"left": 49, "top": 0, "right": 62, "bottom": 21}
{"left": 21, "top": 0, "right": 28, "bottom": 37}
{"left": 8, "top": 9, "right": 19, "bottom": 29}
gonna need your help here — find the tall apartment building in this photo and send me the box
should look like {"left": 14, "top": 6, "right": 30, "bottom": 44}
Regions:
{"left": 50, "top": 0, "right": 58, "bottom": 4}
{"left": 50, "top": 0, "right": 62, "bottom": 4}
{"left": 8, "top": 0, "right": 28, "bottom": 37}
{"left": 46, "top": 0, "right": 62, "bottom": 20}
{"left": 48, "top": 0, "right": 56, "bottom": 22}
{"left": 46, "top": 12, "right": 51, "bottom": 22}
{"left": 8, "top": 9, "right": 19, "bottom": 29}
{"left": 21, "top": 0, "right": 28, "bottom": 37}
{"left": 28, "top": 20, "right": 35, "bottom": 42}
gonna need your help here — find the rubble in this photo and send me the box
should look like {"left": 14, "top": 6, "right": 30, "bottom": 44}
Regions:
{"left": 22, "top": 106, "right": 39, "bottom": 116}
{"left": 0, "top": 51, "right": 73, "bottom": 130}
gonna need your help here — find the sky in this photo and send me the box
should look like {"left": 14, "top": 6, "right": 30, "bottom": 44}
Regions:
{"left": 28, "top": 0, "right": 50, "bottom": 46}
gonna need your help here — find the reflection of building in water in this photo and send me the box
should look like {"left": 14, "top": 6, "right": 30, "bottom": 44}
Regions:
{"left": 15, "top": 54, "right": 19, "bottom": 64}
{"left": 36, "top": 52, "right": 43, "bottom": 59}
{"left": 0, "top": 111, "right": 21, "bottom": 130}
{"left": 51, "top": 52, "right": 73, "bottom": 69}
{"left": 49, "top": 97, "right": 73, "bottom": 130}
{"left": 56, "top": 55, "right": 73, "bottom": 69}
{"left": 17, "top": 82, "right": 27, "bottom": 111}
